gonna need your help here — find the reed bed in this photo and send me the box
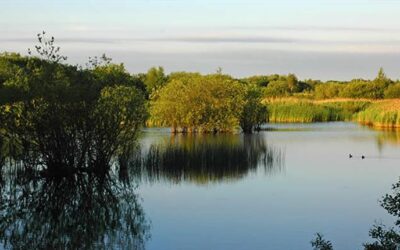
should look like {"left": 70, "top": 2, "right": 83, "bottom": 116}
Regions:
{"left": 267, "top": 101, "right": 340, "bottom": 123}
{"left": 266, "top": 99, "right": 372, "bottom": 123}
{"left": 356, "top": 100, "right": 400, "bottom": 128}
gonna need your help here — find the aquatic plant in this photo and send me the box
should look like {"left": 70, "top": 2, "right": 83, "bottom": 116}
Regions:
{"left": 265, "top": 98, "right": 371, "bottom": 123}
{"left": 356, "top": 100, "right": 400, "bottom": 128}
{"left": 267, "top": 100, "right": 342, "bottom": 123}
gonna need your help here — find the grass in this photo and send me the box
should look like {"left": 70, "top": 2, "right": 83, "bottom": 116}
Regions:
{"left": 356, "top": 100, "right": 400, "bottom": 128}
{"left": 265, "top": 99, "right": 371, "bottom": 123}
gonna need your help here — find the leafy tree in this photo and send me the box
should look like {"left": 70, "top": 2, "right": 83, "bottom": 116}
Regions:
{"left": 150, "top": 73, "right": 244, "bottom": 133}
{"left": 263, "top": 74, "right": 305, "bottom": 97}
{"left": 287, "top": 73, "right": 299, "bottom": 92}
{"left": 264, "top": 80, "right": 290, "bottom": 97}
{"left": 364, "top": 178, "right": 400, "bottom": 249}
{"left": 364, "top": 224, "right": 400, "bottom": 250}
{"left": 0, "top": 32, "right": 147, "bottom": 176}
{"left": 314, "top": 83, "right": 345, "bottom": 99}
{"left": 340, "top": 79, "right": 383, "bottom": 99}
{"left": 144, "top": 66, "right": 167, "bottom": 98}
{"left": 241, "top": 75, "right": 270, "bottom": 87}
{"left": 239, "top": 84, "right": 267, "bottom": 133}
{"left": 384, "top": 83, "right": 400, "bottom": 98}
{"left": 375, "top": 68, "right": 391, "bottom": 86}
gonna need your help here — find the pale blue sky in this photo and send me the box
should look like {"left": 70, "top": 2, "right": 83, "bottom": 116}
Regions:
{"left": 1, "top": 0, "right": 400, "bottom": 80}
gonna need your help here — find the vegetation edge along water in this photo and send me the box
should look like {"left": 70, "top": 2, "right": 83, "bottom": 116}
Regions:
{"left": 2, "top": 33, "right": 400, "bottom": 136}
{"left": 265, "top": 98, "right": 400, "bottom": 128}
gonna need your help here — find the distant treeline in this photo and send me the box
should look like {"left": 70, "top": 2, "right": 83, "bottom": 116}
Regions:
{"left": 243, "top": 69, "right": 400, "bottom": 99}
{"left": 141, "top": 67, "right": 400, "bottom": 101}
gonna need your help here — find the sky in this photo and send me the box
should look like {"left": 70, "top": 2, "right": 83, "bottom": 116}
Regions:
{"left": 1, "top": 0, "right": 400, "bottom": 80}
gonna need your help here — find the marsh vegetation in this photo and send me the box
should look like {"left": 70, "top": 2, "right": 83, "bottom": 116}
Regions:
{"left": 1, "top": 33, "right": 400, "bottom": 250}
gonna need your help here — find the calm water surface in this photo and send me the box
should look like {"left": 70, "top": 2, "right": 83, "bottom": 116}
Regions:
{"left": 139, "top": 122, "right": 400, "bottom": 250}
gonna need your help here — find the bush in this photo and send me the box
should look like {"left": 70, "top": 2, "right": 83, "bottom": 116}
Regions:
{"left": 150, "top": 73, "right": 244, "bottom": 132}
{"left": 384, "top": 83, "right": 400, "bottom": 98}
{"left": 314, "top": 83, "right": 345, "bottom": 99}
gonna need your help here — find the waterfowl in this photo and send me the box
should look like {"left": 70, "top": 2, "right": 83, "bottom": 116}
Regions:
{"left": 349, "top": 154, "right": 353, "bottom": 158}
{"left": 361, "top": 155, "right": 365, "bottom": 159}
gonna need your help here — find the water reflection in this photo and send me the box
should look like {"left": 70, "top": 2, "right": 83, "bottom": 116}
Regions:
{"left": 375, "top": 128, "right": 400, "bottom": 149}
{"left": 135, "top": 134, "right": 285, "bottom": 185}
{"left": 0, "top": 166, "right": 150, "bottom": 250}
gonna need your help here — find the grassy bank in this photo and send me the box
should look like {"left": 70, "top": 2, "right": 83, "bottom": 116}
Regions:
{"left": 266, "top": 99, "right": 371, "bottom": 123}
{"left": 356, "top": 100, "right": 400, "bottom": 128}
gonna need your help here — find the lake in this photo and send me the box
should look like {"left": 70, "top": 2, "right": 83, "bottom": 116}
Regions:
{"left": 138, "top": 122, "right": 400, "bottom": 250}
{"left": 1, "top": 122, "right": 400, "bottom": 250}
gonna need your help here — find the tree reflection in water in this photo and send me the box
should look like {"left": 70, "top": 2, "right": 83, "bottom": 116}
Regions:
{"left": 0, "top": 165, "right": 150, "bottom": 250}
{"left": 135, "top": 134, "right": 285, "bottom": 185}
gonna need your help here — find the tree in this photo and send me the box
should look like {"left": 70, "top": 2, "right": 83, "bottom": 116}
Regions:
{"left": 150, "top": 73, "right": 244, "bottom": 133}
{"left": 384, "top": 83, "right": 400, "bottom": 98}
{"left": 375, "top": 68, "right": 390, "bottom": 85}
{"left": 144, "top": 66, "right": 167, "bottom": 98}
{"left": 241, "top": 75, "right": 270, "bottom": 87}
{"left": 263, "top": 74, "right": 303, "bottom": 97}
{"left": 239, "top": 84, "right": 267, "bottom": 133}
{"left": 363, "top": 178, "right": 400, "bottom": 249}
{"left": 314, "top": 83, "right": 345, "bottom": 99}
{"left": 0, "top": 32, "right": 148, "bottom": 176}
{"left": 287, "top": 73, "right": 299, "bottom": 92}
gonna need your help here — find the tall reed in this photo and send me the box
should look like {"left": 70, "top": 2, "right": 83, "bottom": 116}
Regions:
{"left": 356, "top": 100, "right": 400, "bottom": 128}
{"left": 266, "top": 99, "right": 371, "bottom": 123}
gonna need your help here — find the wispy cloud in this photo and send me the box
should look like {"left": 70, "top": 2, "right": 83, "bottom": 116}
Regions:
{"left": 223, "top": 25, "right": 400, "bottom": 33}
{"left": 2, "top": 35, "right": 399, "bottom": 47}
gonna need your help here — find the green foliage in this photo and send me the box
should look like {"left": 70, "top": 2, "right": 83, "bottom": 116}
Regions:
{"left": 267, "top": 101, "right": 342, "bottom": 123}
{"left": 311, "top": 233, "right": 333, "bottom": 250}
{"left": 375, "top": 67, "right": 391, "bottom": 87}
{"left": 239, "top": 85, "right": 268, "bottom": 133}
{"left": 384, "top": 83, "right": 400, "bottom": 98}
{"left": 363, "top": 178, "right": 400, "bottom": 249}
{"left": 91, "top": 60, "right": 147, "bottom": 94}
{"left": 262, "top": 73, "right": 311, "bottom": 97}
{"left": 339, "top": 70, "right": 391, "bottom": 99}
{"left": 144, "top": 66, "right": 167, "bottom": 98}
{"left": 150, "top": 73, "right": 244, "bottom": 133}
{"left": 340, "top": 80, "right": 385, "bottom": 99}
{"left": 356, "top": 101, "right": 400, "bottom": 128}
{"left": 314, "top": 83, "right": 345, "bottom": 99}
{"left": 0, "top": 33, "right": 150, "bottom": 248}
{"left": 0, "top": 33, "right": 147, "bottom": 175}
{"left": 241, "top": 75, "right": 270, "bottom": 87}
{"left": 242, "top": 68, "right": 393, "bottom": 99}
{"left": 321, "top": 101, "right": 371, "bottom": 120}
{"left": 264, "top": 80, "right": 291, "bottom": 97}
{"left": 266, "top": 99, "right": 371, "bottom": 123}
{"left": 364, "top": 224, "right": 400, "bottom": 250}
